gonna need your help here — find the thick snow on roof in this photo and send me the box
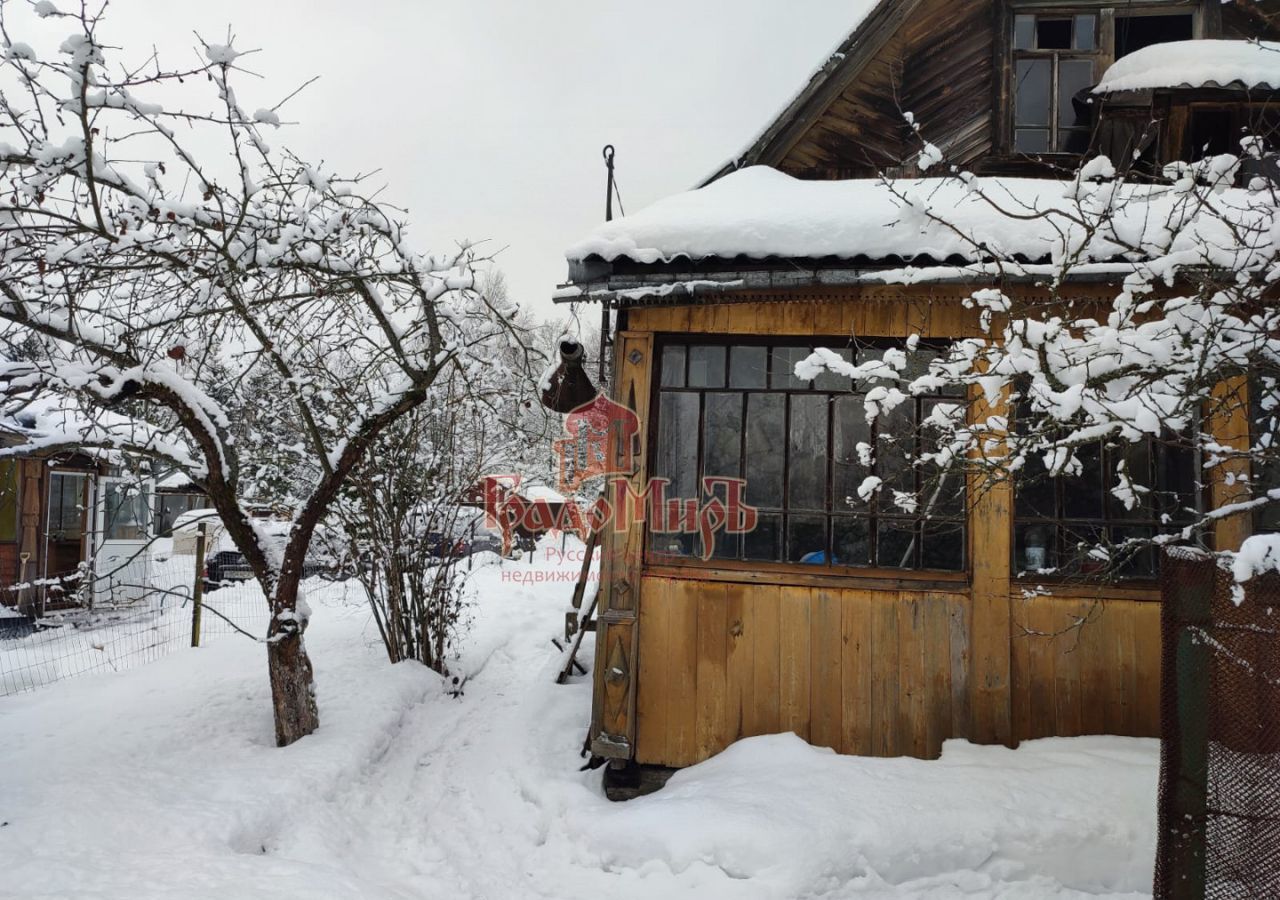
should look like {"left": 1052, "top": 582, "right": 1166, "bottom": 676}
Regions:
{"left": 1095, "top": 39, "right": 1280, "bottom": 94}
{"left": 566, "top": 165, "right": 1250, "bottom": 268}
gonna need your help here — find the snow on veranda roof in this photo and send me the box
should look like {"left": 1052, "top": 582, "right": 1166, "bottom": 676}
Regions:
{"left": 1094, "top": 39, "right": 1280, "bottom": 94}
{"left": 564, "top": 165, "right": 1257, "bottom": 270}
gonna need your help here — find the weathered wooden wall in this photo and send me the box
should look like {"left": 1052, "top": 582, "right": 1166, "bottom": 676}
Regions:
{"left": 601, "top": 293, "right": 1168, "bottom": 766}
{"left": 636, "top": 577, "right": 971, "bottom": 766}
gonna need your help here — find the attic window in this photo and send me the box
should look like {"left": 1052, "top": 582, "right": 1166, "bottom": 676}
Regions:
{"left": 1013, "top": 13, "right": 1098, "bottom": 154}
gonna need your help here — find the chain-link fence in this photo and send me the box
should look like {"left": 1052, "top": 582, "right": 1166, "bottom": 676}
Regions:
{"left": 1156, "top": 549, "right": 1280, "bottom": 899}
{"left": 0, "top": 550, "right": 271, "bottom": 696}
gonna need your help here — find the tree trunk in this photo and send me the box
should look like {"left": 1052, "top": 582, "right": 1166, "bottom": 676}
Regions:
{"left": 267, "top": 629, "right": 319, "bottom": 746}
{"left": 266, "top": 572, "right": 319, "bottom": 746}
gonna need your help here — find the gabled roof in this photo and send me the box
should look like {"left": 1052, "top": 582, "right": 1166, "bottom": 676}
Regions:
{"left": 702, "top": 0, "right": 914, "bottom": 185}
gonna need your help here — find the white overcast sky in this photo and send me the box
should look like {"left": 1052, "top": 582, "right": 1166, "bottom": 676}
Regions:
{"left": 12, "top": 0, "right": 877, "bottom": 320}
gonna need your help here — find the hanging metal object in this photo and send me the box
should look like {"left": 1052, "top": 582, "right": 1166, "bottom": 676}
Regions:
{"left": 599, "top": 145, "right": 616, "bottom": 383}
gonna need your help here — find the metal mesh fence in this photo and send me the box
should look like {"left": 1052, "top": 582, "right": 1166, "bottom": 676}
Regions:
{"left": 1155, "top": 550, "right": 1280, "bottom": 899}
{"left": 0, "top": 552, "right": 271, "bottom": 697}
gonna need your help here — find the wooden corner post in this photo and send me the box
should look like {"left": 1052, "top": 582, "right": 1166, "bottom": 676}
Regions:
{"left": 590, "top": 331, "right": 653, "bottom": 761}
{"left": 968, "top": 379, "right": 1015, "bottom": 746}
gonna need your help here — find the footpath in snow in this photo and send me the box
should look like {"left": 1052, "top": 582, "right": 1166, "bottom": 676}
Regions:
{"left": 0, "top": 541, "right": 1158, "bottom": 899}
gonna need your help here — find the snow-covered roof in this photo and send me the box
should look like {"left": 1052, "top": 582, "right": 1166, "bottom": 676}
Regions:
{"left": 1094, "top": 39, "right": 1280, "bottom": 94}
{"left": 566, "top": 165, "right": 1244, "bottom": 269}
{"left": 520, "top": 483, "right": 566, "bottom": 504}
{"left": 0, "top": 394, "right": 150, "bottom": 455}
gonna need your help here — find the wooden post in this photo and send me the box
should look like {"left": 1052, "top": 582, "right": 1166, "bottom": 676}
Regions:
{"left": 1208, "top": 376, "right": 1250, "bottom": 553}
{"left": 968, "top": 379, "right": 1014, "bottom": 747}
{"left": 590, "top": 332, "right": 653, "bottom": 761}
{"left": 1156, "top": 549, "right": 1212, "bottom": 900}
{"left": 191, "top": 523, "right": 207, "bottom": 647}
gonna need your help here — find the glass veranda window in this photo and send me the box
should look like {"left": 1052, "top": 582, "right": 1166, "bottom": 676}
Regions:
{"left": 650, "top": 340, "right": 967, "bottom": 572}
{"left": 1012, "top": 13, "right": 1098, "bottom": 154}
{"left": 1012, "top": 413, "right": 1199, "bottom": 580}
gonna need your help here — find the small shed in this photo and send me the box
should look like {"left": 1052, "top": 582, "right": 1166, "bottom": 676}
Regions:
{"left": 552, "top": 0, "right": 1280, "bottom": 771}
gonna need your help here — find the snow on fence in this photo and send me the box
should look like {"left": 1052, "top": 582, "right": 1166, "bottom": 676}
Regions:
{"left": 0, "top": 553, "right": 272, "bottom": 697}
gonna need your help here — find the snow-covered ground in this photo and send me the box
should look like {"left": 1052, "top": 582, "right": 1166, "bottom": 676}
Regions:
{"left": 0, "top": 540, "right": 1159, "bottom": 899}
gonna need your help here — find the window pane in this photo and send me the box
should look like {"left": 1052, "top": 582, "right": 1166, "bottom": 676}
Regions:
{"left": 1037, "top": 17, "right": 1071, "bottom": 50}
{"left": 833, "top": 517, "right": 871, "bottom": 567}
{"left": 1015, "top": 59, "right": 1050, "bottom": 127}
{"left": 1058, "top": 59, "right": 1094, "bottom": 130}
{"left": 712, "top": 528, "right": 741, "bottom": 562}
{"left": 788, "top": 515, "right": 827, "bottom": 564}
{"left": 921, "top": 521, "right": 964, "bottom": 571}
{"left": 1016, "top": 522, "right": 1056, "bottom": 574}
{"left": 1015, "top": 129, "right": 1050, "bottom": 154}
{"left": 650, "top": 530, "right": 698, "bottom": 559}
{"left": 1061, "top": 522, "right": 1106, "bottom": 577}
{"left": 656, "top": 392, "right": 699, "bottom": 499}
{"left": 878, "top": 520, "right": 917, "bottom": 569}
{"left": 661, "top": 346, "right": 686, "bottom": 388}
{"left": 1014, "top": 14, "right": 1035, "bottom": 50}
{"left": 703, "top": 393, "right": 743, "bottom": 480}
{"left": 744, "top": 514, "right": 781, "bottom": 562}
{"left": 788, "top": 395, "right": 829, "bottom": 511}
{"left": 771, "top": 346, "right": 812, "bottom": 390}
{"left": 1112, "top": 526, "right": 1156, "bottom": 579}
{"left": 920, "top": 399, "right": 965, "bottom": 517}
{"left": 876, "top": 399, "right": 915, "bottom": 511}
{"left": 1062, "top": 444, "right": 1104, "bottom": 519}
{"left": 1115, "top": 14, "right": 1194, "bottom": 59}
{"left": 729, "top": 345, "right": 768, "bottom": 389}
{"left": 104, "top": 481, "right": 149, "bottom": 541}
{"left": 745, "top": 393, "right": 786, "bottom": 508}
{"left": 1159, "top": 441, "right": 1200, "bottom": 525}
{"left": 814, "top": 347, "right": 853, "bottom": 392}
{"left": 1015, "top": 452, "right": 1057, "bottom": 519}
{"left": 833, "top": 395, "right": 871, "bottom": 513}
{"left": 1108, "top": 441, "right": 1154, "bottom": 520}
{"left": 1073, "top": 14, "right": 1096, "bottom": 50}
{"left": 688, "top": 345, "right": 727, "bottom": 389}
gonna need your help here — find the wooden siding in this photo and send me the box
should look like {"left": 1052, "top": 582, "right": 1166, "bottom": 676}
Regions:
{"left": 1009, "top": 594, "right": 1161, "bottom": 741}
{"left": 635, "top": 576, "right": 972, "bottom": 766}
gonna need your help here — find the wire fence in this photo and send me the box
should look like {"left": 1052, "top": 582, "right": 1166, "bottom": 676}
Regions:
{"left": 0, "top": 551, "right": 272, "bottom": 697}
{"left": 1155, "top": 549, "right": 1280, "bottom": 900}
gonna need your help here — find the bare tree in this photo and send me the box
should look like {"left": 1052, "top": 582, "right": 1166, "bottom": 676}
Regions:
{"left": 0, "top": 2, "right": 523, "bottom": 744}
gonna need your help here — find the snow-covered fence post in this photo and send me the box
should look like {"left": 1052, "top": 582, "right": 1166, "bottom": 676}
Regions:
{"left": 190, "top": 524, "right": 207, "bottom": 648}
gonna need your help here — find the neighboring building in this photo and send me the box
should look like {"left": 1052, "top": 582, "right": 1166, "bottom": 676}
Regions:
{"left": 553, "top": 0, "right": 1280, "bottom": 772}
{"left": 154, "top": 471, "right": 207, "bottom": 538}
{"left": 0, "top": 399, "right": 156, "bottom": 616}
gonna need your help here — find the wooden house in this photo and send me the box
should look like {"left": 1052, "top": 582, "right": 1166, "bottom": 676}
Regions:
{"left": 0, "top": 402, "right": 155, "bottom": 618}
{"left": 551, "top": 0, "right": 1280, "bottom": 780}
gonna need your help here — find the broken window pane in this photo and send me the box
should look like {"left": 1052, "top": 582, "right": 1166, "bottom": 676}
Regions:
{"left": 1037, "top": 17, "right": 1072, "bottom": 50}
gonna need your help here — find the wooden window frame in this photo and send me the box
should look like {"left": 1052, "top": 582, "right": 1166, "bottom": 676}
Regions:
{"left": 999, "top": 1, "right": 1204, "bottom": 156}
{"left": 644, "top": 334, "right": 969, "bottom": 583}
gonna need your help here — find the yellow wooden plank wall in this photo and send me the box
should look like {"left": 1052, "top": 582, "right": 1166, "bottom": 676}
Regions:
{"left": 635, "top": 576, "right": 970, "bottom": 767}
{"left": 1009, "top": 595, "right": 1161, "bottom": 742}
